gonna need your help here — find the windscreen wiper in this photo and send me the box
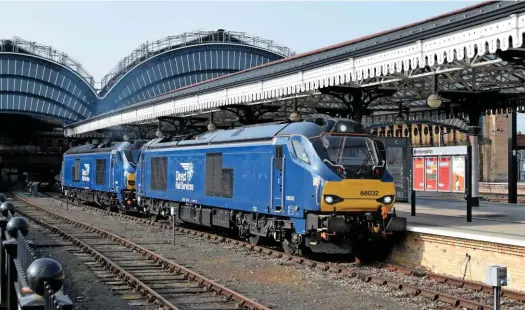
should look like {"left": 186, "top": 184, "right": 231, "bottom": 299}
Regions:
{"left": 356, "top": 150, "right": 372, "bottom": 176}
{"left": 323, "top": 159, "right": 347, "bottom": 177}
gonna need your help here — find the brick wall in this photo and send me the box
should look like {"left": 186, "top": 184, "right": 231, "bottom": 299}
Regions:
{"left": 389, "top": 232, "right": 525, "bottom": 293}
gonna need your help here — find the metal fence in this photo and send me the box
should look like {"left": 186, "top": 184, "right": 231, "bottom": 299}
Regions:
{"left": 0, "top": 207, "right": 73, "bottom": 309}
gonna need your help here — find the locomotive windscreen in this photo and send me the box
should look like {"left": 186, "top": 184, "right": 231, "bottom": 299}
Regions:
{"left": 124, "top": 148, "right": 141, "bottom": 166}
{"left": 314, "top": 134, "right": 384, "bottom": 179}
{"left": 123, "top": 140, "right": 146, "bottom": 167}
{"left": 323, "top": 135, "right": 379, "bottom": 165}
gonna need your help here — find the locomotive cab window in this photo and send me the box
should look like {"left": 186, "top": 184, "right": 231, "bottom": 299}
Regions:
{"left": 313, "top": 134, "right": 380, "bottom": 179}
{"left": 123, "top": 148, "right": 140, "bottom": 167}
{"left": 291, "top": 140, "right": 310, "bottom": 164}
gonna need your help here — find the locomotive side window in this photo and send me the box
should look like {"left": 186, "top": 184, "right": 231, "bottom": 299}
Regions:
{"left": 291, "top": 140, "right": 310, "bottom": 164}
{"left": 72, "top": 159, "right": 80, "bottom": 182}
{"left": 95, "top": 159, "right": 106, "bottom": 185}
{"left": 274, "top": 145, "right": 284, "bottom": 170}
{"left": 150, "top": 157, "right": 167, "bottom": 191}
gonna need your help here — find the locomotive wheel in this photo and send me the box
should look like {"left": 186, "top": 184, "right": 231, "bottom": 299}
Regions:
{"left": 248, "top": 235, "right": 260, "bottom": 246}
{"left": 153, "top": 213, "right": 161, "bottom": 222}
{"left": 282, "top": 239, "right": 297, "bottom": 255}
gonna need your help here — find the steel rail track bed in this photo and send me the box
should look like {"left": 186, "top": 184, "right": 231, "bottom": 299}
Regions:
{"left": 11, "top": 193, "right": 270, "bottom": 310}
{"left": 44, "top": 192, "right": 525, "bottom": 310}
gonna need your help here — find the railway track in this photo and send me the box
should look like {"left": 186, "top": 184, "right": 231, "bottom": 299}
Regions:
{"left": 11, "top": 193, "right": 269, "bottom": 310}
{"left": 38, "top": 192, "right": 525, "bottom": 310}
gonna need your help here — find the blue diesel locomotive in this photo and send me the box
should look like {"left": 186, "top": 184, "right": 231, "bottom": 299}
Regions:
{"left": 61, "top": 140, "right": 144, "bottom": 212}
{"left": 135, "top": 116, "right": 406, "bottom": 257}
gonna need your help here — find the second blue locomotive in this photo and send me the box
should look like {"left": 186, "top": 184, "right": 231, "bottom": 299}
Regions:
{"left": 61, "top": 140, "right": 144, "bottom": 212}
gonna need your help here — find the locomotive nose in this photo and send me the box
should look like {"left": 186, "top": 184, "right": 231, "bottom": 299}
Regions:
{"left": 320, "top": 179, "right": 395, "bottom": 212}
{"left": 126, "top": 173, "right": 136, "bottom": 190}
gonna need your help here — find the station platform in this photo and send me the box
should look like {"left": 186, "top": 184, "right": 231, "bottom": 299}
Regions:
{"left": 389, "top": 198, "right": 525, "bottom": 292}
{"left": 395, "top": 198, "right": 525, "bottom": 247}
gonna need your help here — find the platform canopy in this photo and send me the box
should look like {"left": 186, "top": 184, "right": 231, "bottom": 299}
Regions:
{"left": 64, "top": 1, "right": 525, "bottom": 137}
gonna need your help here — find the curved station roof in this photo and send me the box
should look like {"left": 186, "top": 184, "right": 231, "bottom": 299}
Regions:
{"left": 0, "top": 29, "right": 294, "bottom": 124}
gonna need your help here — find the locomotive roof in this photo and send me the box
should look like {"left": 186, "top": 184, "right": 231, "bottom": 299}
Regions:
{"left": 64, "top": 141, "right": 131, "bottom": 155}
{"left": 146, "top": 115, "right": 371, "bottom": 150}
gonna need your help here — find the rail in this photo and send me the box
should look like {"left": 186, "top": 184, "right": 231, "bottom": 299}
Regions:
{"left": 14, "top": 193, "right": 270, "bottom": 310}
{"left": 47, "top": 192, "right": 525, "bottom": 309}
{"left": 0, "top": 198, "right": 73, "bottom": 309}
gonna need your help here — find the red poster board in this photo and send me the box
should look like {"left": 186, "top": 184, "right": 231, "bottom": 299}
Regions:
{"left": 438, "top": 157, "right": 451, "bottom": 192}
{"left": 413, "top": 157, "right": 425, "bottom": 191}
{"left": 425, "top": 157, "right": 438, "bottom": 191}
{"left": 452, "top": 156, "right": 466, "bottom": 193}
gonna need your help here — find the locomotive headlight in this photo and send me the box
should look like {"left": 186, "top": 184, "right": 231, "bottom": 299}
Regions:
{"left": 324, "top": 195, "right": 343, "bottom": 205}
{"left": 377, "top": 195, "right": 395, "bottom": 204}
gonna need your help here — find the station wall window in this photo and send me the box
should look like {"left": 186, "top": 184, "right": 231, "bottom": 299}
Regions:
{"left": 150, "top": 157, "right": 167, "bottom": 191}
{"left": 46, "top": 140, "right": 52, "bottom": 148}
{"left": 72, "top": 159, "right": 80, "bottom": 182}
{"left": 291, "top": 140, "right": 310, "bottom": 164}
{"left": 58, "top": 140, "right": 64, "bottom": 147}
{"left": 95, "top": 159, "right": 106, "bottom": 185}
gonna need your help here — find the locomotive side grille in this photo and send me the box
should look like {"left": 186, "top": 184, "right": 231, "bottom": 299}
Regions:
{"left": 150, "top": 156, "right": 167, "bottom": 191}
{"left": 221, "top": 168, "right": 233, "bottom": 198}
{"left": 95, "top": 159, "right": 106, "bottom": 185}
{"left": 205, "top": 153, "right": 223, "bottom": 196}
{"left": 205, "top": 153, "right": 234, "bottom": 198}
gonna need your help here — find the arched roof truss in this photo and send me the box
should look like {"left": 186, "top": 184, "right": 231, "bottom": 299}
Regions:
{"left": 2, "top": 31, "right": 296, "bottom": 123}
{"left": 0, "top": 38, "right": 98, "bottom": 124}
{"left": 97, "top": 45, "right": 281, "bottom": 113}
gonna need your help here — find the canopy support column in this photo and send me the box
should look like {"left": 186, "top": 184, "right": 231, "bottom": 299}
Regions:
{"left": 468, "top": 126, "right": 480, "bottom": 207}
{"left": 508, "top": 105, "right": 518, "bottom": 204}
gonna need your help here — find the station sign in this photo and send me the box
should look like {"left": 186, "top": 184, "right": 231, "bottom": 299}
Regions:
{"left": 413, "top": 146, "right": 467, "bottom": 156}
{"left": 412, "top": 146, "right": 467, "bottom": 193}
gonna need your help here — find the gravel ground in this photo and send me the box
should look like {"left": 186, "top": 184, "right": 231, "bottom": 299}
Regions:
{"left": 27, "top": 221, "right": 152, "bottom": 310}
{"left": 14, "top": 194, "right": 475, "bottom": 310}
{"left": 335, "top": 263, "right": 525, "bottom": 310}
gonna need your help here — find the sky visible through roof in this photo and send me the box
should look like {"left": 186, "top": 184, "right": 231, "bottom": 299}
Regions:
{"left": 1, "top": 0, "right": 523, "bottom": 130}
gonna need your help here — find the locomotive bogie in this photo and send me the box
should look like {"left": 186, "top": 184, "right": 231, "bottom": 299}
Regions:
{"left": 139, "top": 196, "right": 297, "bottom": 247}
